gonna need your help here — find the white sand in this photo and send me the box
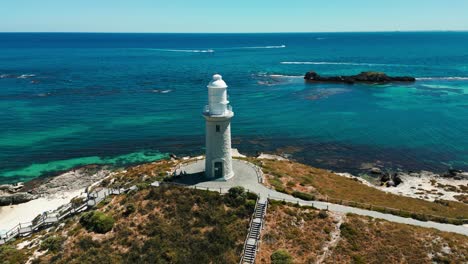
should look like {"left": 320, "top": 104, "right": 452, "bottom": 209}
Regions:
{"left": 0, "top": 189, "right": 83, "bottom": 233}
{"left": 231, "top": 148, "right": 246, "bottom": 158}
{"left": 336, "top": 172, "right": 467, "bottom": 202}
{"left": 257, "top": 153, "right": 288, "bottom": 161}
{"left": 373, "top": 174, "right": 468, "bottom": 202}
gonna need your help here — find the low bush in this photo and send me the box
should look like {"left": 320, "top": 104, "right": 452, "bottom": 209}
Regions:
{"left": 318, "top": 209, "right": 328, "bottom": 219}
{"left": 123, "top": 203, "right": 136, "bottom": 216}
{"left": 80, "top": 211, "right": 115, "bottom": 234}
{"left": 291, "top": 191, "right": 315, "bottom": 201}
{"left": 271, "top": 249, "right": 293, "bottom": 264}
{"left": 0, "top": 245, "right": 28, "bottom": 264}
{"left": 40, "top": 236, "right": 64, "bottom": 252}
{"left": 226, "top": 186, "right": 247, "bottom": 206}
{"left": 78, "top": 235, "right": 100, "bottom": 250}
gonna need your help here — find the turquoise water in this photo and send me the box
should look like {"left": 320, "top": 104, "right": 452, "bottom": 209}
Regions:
{"left": 1, "top": 32, "right": 468, "bottom": 183}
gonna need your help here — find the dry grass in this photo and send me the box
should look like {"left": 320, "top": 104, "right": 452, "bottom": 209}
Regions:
{"left": 256, "top": 202, "right": 336, "bottom": 263}
{"left": 261, "top": 160, "right": 468, "bottom": 220}
{"left": 328, "top": 214, "right": 468, "bottom": 264}
{"left": 109, "top": 159, "right": 174, "bottom": 188}
{"left": 258, "top": 202, "right": 468, "bottom": 264}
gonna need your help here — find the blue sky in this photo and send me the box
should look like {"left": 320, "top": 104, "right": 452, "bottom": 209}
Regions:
{"left": 1, "top": 0, "right": 467, "bottom": 33}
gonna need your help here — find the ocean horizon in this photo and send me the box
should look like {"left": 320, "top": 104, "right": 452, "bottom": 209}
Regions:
{"left": 1, "top": 32, "right": 468, "bottom": 183}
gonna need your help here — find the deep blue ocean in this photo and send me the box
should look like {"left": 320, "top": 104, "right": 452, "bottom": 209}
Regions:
{"left": 1, "top": 32, "right": 468, "bottom": 183}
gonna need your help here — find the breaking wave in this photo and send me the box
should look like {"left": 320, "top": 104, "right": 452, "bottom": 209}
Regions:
{"left": 280, "top": 61, "right": 414, "bottom": 67}
{"left": 255, "top": 73, "right": 302, "bottom": 78}
{"left": 416, "top": 77, "right": 468, "bottom": 81}
{"left": 0, "top": 73, "right": 36, "bottom": 79}
{"left": 18, "top": 74, "right": 36, "bottom": 79}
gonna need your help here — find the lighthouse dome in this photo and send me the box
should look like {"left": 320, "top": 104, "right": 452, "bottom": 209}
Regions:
{"left": 207, "top": 74, "right": 228, "bottom": 89}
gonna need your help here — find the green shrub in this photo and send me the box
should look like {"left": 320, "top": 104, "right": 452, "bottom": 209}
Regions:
{"left": 40, "top": 236, "right": 64, "bottom": 252}
{"left": 271, "top": 249, "right": 293, "bottom": 264}
{"left": 246, "top": 191, "right": 258, "bottom": 201}
{"left": 226, "top": 186, "right": 247, "bottom": 206}
{"left": 123, "top": 203, "right": 136, "bottom": 216}
{"left": 0, "top": 245, "right": 28, "bottom": 264}
{"left": 291, "top": 191, "right": 315, "bottom": 201}
{"left": 318, "top": 209, "right": 329, "bottom": 219}
{"left": 80, "top": 211, "right": 115, "bottom": 234}
{"left": 228, "top": 186, "right": 245, "bottom": 198}
{"left": 245, "top": 199, "right": 256, "bottom": 212}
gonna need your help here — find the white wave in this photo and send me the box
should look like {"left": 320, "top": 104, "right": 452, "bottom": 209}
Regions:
{"left": 149, "top": 49, "right": 214, "bottom": 53}
{"left": 255, "top": 73, "right": 302, "bottom": 78}
{"left": 280, "top": 61, "right": 409, "bottom": 67}
{"left": 416, "top": 77, "right": 468, "bottom": 81}
{"left": 268, "top": 74, "right": 303, "bottom": 78}
{"left": 241, "top": 45, "right": 286, "bottom": 49}
{"left": 152, "top": 89, "right": 173, "bottom": 94}
{"left": 17, "top": 74, "right": 36, "bottom": 79}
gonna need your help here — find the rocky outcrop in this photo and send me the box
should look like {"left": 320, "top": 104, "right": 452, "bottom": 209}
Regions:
{"left": 378, "top": 172, "right": 403, "bottom": 187}
{"left": 0, "top": 192, "right": 36, "bottom": 206}
{"left": 443, "top": 169, "right": 468, "bottom": 180}
{"left": 304, "top": 71, "right": 416, "bottom": 84}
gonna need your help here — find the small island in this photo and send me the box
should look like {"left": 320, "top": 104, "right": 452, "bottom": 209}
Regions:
{"left": 304, "top": 71, "right": 416, "bottom": 84}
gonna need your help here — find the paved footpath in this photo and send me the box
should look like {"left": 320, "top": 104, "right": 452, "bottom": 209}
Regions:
{"left": 179, "top": 159, "right": 468, "bottom": 236}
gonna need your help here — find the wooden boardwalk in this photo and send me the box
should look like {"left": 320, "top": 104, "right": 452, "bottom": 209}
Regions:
{"left": 0, "top": 187, "right": 125, "bottom": 245}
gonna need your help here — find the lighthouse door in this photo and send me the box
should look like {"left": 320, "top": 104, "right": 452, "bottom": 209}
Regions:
{"left": 214, "top": 161, "right": 223, "bottom": 178}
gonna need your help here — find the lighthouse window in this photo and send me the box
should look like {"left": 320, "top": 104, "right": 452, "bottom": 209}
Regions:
{"left": 216, "top": 125, "right": 220, "bottom": 132}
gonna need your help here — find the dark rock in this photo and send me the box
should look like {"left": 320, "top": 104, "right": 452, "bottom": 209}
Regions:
{"left": 304, "top": 71, "right": 416, "bottom": 84}
{"left": 169, "top": 153, "right": 178, "bottom": 159}
{"left": 0, "top": 192, "right": 36, "bottom": 206}
{"left": 448, "top": 169, "right": 463, "bottom": 176}
{"left": 380, "top": 173, "right": 391, "bottom": 182}
{"left": 370, "top": 167, "right": 382, "bottom": 175}
{"left": 443, "top": 169, "right": 465, "bottom": 178}
{"left": 393, "top": 173, "right": 403, "bottom": 186}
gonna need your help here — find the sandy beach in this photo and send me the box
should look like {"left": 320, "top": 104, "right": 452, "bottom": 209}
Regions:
{"left": 0, "top": 189, "right": 83, "bottom": 233}
{"left": 0, "top": 167, "right": 110, "bottom": 234}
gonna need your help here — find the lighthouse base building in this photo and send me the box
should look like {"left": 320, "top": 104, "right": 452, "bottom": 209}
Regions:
{"left": 203, "top": 74, "right": 234, "bottom": 180}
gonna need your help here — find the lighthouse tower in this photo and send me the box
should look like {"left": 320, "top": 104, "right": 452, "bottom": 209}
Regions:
{"left": 203, "top": 74, "right": 234, "bottom": 180}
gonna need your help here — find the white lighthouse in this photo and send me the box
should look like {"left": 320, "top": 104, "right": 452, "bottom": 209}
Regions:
{"left": 203, "top": 74, "right": 234, "bottom": 180}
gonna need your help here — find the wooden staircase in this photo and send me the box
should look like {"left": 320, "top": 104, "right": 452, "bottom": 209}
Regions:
{"left": 240, "top": 197, "right": 268, "bottom": 264}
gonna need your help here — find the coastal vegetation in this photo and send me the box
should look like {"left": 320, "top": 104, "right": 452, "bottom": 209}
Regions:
{"left": 260, "top": 160, "right": 468, "bottom": 223}
{"left": 1, "top": 185, "right": 254, "bottom": 263}
{"left": 257, "top": 202, "right": 468, "bottom": 263}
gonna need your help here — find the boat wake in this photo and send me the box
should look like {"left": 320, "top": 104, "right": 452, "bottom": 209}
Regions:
{"left": 149, "top": 48, "right": 215, "bottom": 53}
{"left": 0, "top": 73, "right": 36, "bottom": 79}
{"left": 239, "top": 45, "right": 286, "bottom": 49}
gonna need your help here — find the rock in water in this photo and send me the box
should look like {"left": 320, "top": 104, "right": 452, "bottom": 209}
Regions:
{"left": 0, "top": 192, "right": 36, "bottom": 206}
{"left": 304, "top": 71, "right": 416, "bottom": 84}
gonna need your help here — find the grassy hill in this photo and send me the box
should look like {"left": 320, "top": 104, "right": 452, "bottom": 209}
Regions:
{"left": 259, "top": 160, "right": 468, "bottom": 223}
{"left": 257, "top": 201, "right": 468, "bottom": 264}
{"left": 1, "top": 185, "right": 255, "bottom": 264}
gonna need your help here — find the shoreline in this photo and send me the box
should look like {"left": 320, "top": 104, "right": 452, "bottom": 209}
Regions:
{"left": 0, "top": 166, "right": 111, "bottom": 233}
{"left": 0, "top": 189, "right": 83, "bottom": 233}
